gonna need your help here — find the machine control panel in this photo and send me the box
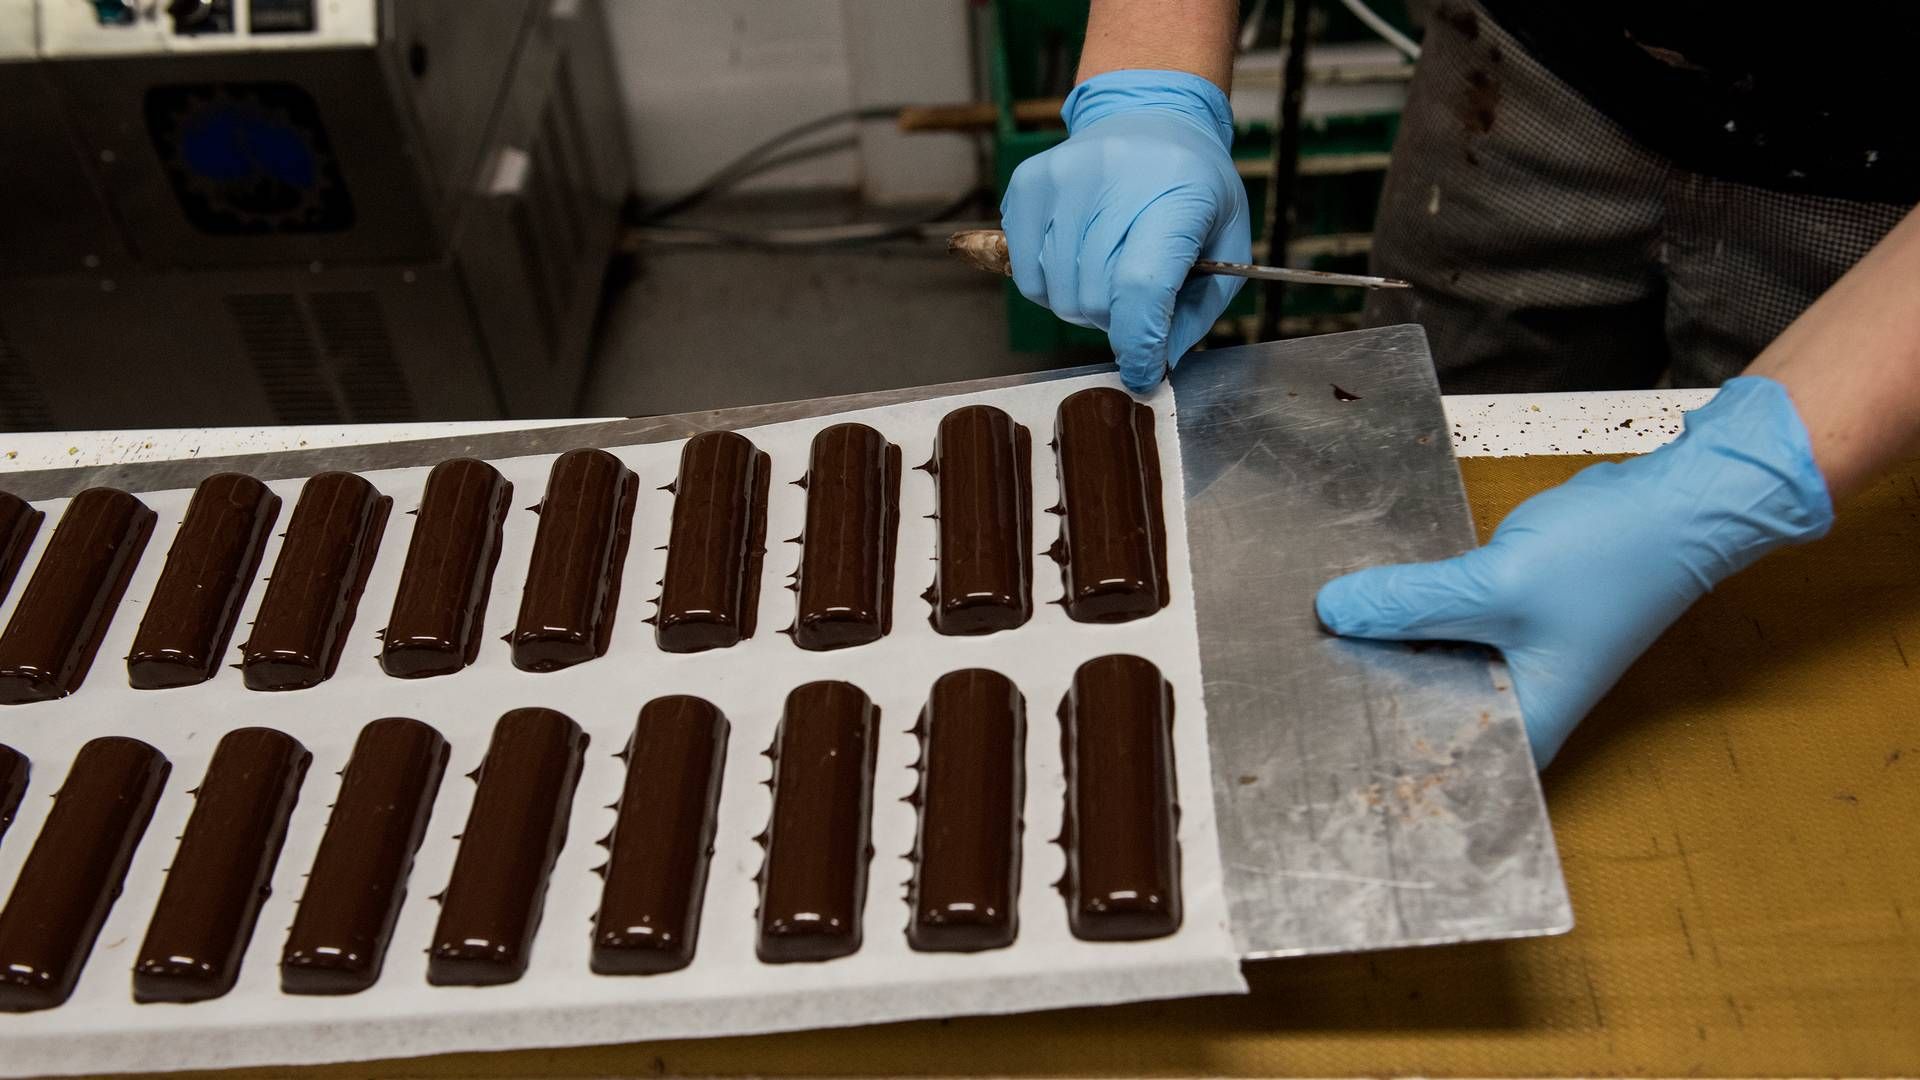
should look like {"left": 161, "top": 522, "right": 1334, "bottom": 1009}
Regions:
{"left": 38, "top": 0, "right": 369, "bottom": 54}
{"left": 165, "top": 0, "right": 235, "bottom": 35}
{"left": 247, "top": 0, "right": 313, "bottom": 33}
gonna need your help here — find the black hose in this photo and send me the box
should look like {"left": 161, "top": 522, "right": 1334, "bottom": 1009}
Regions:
{"left": 628, "top": 105, "right": 910, "bottom": 225}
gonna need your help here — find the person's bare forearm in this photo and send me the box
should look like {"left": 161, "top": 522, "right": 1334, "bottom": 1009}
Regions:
{"left": 1077, "top": 0, "right": 1238, "bottom": 89}
{"left": 1747, "top": 202, "right": 1920, "bottom": 497}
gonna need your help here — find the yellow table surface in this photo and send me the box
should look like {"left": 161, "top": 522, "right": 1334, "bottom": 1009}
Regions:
{"left": 144, "top": 455, "right": 1920, "bottom": 1078}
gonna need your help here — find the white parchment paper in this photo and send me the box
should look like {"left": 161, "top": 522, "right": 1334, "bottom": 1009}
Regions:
{"left": 0, "top": 373, "right": 1243, "bottom": 1076}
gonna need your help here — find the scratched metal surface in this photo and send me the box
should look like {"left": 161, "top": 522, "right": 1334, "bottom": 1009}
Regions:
{"left": 1170, "top": 324, "right": 1569, "bottom": 957}
{"left": 2, "top": 324, "right": 1568, "bottom": 959}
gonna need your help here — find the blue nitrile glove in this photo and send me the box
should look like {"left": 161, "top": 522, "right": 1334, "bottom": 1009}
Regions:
{"left": 1000, "top": 70, "right": 1252, "bottom": 392}
{"left": 1315, "top": 377, "right": 1834, "bottom": 767}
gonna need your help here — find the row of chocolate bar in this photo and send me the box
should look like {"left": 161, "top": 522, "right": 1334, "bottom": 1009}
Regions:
{"left": 0, "top": 389, "right": 1169, "bottom": 704}
{"left": 0, "top": 655, "right": 1180, "bottom": 1012}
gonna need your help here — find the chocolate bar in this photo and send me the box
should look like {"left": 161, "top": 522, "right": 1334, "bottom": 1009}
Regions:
{"left": 134, "top": 727, "right": 310, "bottom": 1003}
{"left": 792, "top": 424, "right": 900, "bottom": 651}
{"left": 907, "top": 669, "right": 1024, "bottom": 951}
{"left": 1049, "top": 388, "right": 1169, "bottom": 623}
{"left": 127, "top": 473, "right": 280, "bottom": 689}
{"left": 656, "top": 432, "right": 770, "bottom": 653}
{"left": 758, "top": 680, "right": 878, "bottom": 963}
{"left": 1058, "top": 654, "right": 1181, "bottom": 941}
{"left": 0, "top": 737, "right": 170, "bottom": 1012}
{"left": 380, "top": 459, "right": 513, "bottom": 678}
{"left": 510, "top": 449, "right": 638, "bottom": 671}
{"left": 428, "top": 707, "right": 587, "bottom": 985}
{"left": 241, "top": 472, "right": 390, "bottom": 691}
{"left": 923, "top": 405, "right": 1032, "bottom": 635}
{"left": 593, "top": 695, "right": 728, "bottom": 974}
{"left": 0, "top": 490, "right": 43, "bottom": 606}
{"left": 0, "top": 743, "right": 26, "bottom": 850}
{"left": 282, "top": 717, "right": 449, "bottom": 995}
{"left": 0, "top": 487, "right": 155, "bottom": 704}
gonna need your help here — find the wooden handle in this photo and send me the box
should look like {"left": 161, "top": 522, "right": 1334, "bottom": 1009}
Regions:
{"left": 897, "top": 99, "right": 1066, "bottom": 133}
{"left": 947, "top": 230, "right": 1013, "bottom": 276}
{"left": 897, "top": 103, "right": 999, "bottom": 132}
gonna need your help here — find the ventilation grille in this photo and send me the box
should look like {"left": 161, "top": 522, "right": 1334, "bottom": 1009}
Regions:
{"left": 308, "top": 292, "right": 414, "bottom": 421}
{"left": 508, "top": 56, "right": 596, "bottom": 364}
{"left": 226, "top": 291, "right": 415, "bottom": 424}
{"left": 0, "top": 315, "right": 55, "bottom": 432}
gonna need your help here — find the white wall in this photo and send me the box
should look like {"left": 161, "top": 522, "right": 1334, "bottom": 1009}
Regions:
{"left": 840, "top": 0, "right": 978, "bottom": 204}
{"left": 606, "top": 0, "right": 978, "bottom": 205}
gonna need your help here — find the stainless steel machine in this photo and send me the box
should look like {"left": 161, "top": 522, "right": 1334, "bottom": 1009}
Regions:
{"left": 0, "top": 0, "right": 629, "bottom": 429}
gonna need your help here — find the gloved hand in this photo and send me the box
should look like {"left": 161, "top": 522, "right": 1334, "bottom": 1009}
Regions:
{"left": 1000, "top": 70, "right": 1251, "bottom": 392}
{"left": 1315, "top": 376, "right": 1834, "bottom": 767}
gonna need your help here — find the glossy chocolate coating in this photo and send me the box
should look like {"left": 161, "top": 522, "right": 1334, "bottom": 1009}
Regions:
{"left": 593, "top": 696, "right": 728, "bottom": 974}
{"left": 0, "top": 490, "right": 44, "bottom": 607}
{"left": 0, "top": 487, "right": 155, "bottom": 704}
{"left": 0, "top": 737, "right": 170, "bottom": 1012}
{"left": 428, "top": 707, "right": 587, "bottom": 985}
{"left": 134, "top": 727, "right": 310, "bottom": 1003}
{"left": 793, "top": 424, "right": 900, "bottom": 651}
{"left": 381, "top": 459, "right": 513, "bottom": 678}
{"left": 510, "top": 449, "right": 638, "bottom": 671}
{"left": 282, "top": 717, "right": 449, "bottom": 995}
{"left": 1059, "top": 654, "right": 1181, "bottom": 941}
{"left": 1049, "top": 388, "right": 1169, "bottom": 623}
{"left": 241, "top": 472, "right": 390, "bottom": 691}
{"left": 908, "top": 669, "right": 1024, "bottom": 952}
{"left": 758, "top": 680, "right": 878, "bottom": 963}
{"left": 127, "top": 474, "right": 281, "bottom": 689}
{"left": 0, "top": 744, "right": 27, "bottom": 850}
{"left": 656, "top": 432, "right": 770, "bottom": 653}
{"left": 925, "top": 406, "right": 1033, "bottom": 636}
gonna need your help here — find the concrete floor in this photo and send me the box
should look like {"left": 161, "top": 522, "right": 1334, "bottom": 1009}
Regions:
{"left": 583, "top": 199, "right": 1100, "bottom": 417}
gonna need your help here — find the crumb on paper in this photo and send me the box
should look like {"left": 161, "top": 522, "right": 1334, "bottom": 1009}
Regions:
{"left": 67, "top": 446, "right": 78, "bottom": 455}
